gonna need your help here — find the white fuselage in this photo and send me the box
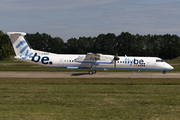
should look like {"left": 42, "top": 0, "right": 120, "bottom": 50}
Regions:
{"left": 15, "top": 50, "right": 173, "bottom": 71}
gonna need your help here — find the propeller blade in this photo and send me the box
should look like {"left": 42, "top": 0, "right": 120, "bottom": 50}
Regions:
{"left": 114, "top": 52, "right": 119, "bottom": 69}
{"left": 114, "top": 56, "right": 119, "bottom": 61}
{"left": 114, "top": 52, "right": 119, "bottom": 60}
{"left": 114, "top": 60, "right": 116, "bottom": 69}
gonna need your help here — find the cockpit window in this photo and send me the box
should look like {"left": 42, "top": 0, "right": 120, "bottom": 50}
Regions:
{"left": 156, "top": 59, "right": 164, "bottom": 62}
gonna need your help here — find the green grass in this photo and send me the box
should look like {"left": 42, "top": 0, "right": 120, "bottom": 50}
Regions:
{"left": 0, "top": 78, "right": 180, "bottom": 120}
{"left": 0, "top": 58, "right": 179, "bottom": 119}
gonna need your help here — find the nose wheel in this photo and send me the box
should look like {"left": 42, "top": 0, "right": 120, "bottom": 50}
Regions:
{"left": 162, "top": 71, "right": 166, "bottom": 74}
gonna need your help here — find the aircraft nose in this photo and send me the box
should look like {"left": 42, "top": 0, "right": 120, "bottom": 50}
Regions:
{"left": 170, "top": 65, "right": 174, "bottom": 70}
{"left": 167, "top": 64, "right": 174, "bottom": 70}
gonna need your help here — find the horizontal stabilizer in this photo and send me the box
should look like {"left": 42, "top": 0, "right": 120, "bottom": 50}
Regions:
{"left": 7, "top": 32, "right": 34, "bottom": 59}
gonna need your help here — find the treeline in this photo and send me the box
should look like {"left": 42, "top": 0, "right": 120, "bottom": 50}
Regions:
{"left": 26, "top": 32, "right": 180, "bottom": 59}
{"left": 0, "top": 31, "right": 14, "bottom": 60}
{"left": 0, "top": 30, "right": 180, "bottom": 60}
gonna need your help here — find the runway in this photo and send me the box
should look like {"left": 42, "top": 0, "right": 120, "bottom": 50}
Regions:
{"left": 0, "top": 72, "right": 180, "bottom": 78}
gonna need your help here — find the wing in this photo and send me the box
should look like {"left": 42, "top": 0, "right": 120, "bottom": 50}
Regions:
{"left": 75, "top": 53, "right": 114, "bottom": 65}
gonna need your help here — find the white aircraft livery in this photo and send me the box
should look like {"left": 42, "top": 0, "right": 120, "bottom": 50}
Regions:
{"left": 7, "top": 32, "right": 174, "bottom": 74}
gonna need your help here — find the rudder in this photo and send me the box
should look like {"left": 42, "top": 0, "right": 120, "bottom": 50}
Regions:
{"left": 7, "top": 32, "right": 34, "bottom": 59}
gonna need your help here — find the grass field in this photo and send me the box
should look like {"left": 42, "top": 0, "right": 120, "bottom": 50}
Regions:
{"left": 0, "top": 58, "right": 180, "bottom": 119}
{"left": 0, "top": 78, "right": 180, "bottom": 120}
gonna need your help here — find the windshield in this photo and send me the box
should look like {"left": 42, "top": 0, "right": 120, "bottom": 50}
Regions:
{"left": 156, "top": 59, "right": 164, "bottom": 62}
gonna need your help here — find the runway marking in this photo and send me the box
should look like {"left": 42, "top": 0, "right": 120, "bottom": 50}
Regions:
{"left": 0, "top": 72, "right": 180, "bottom": 78}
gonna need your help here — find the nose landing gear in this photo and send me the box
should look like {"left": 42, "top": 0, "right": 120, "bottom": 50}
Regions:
{"left": 162, "top": 71, "right": 166, "bottom": 74}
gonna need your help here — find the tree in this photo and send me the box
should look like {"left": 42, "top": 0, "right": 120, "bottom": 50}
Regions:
{"left": 134, "top": 34, "right": 146, "bottom": 56}
{"left": 0, "top": 31, "right": 14, "bottom": 60}
{"left": 159, "top": 34, "right": 180, "bottom": 59}
{"left": 1, "top": 30, "right": 179, "bottom": 60}
{"left": 92, "top": 33, "right": 117, "bottom": 54}
{"left": 26, "top": 32, "right": 64, "bottom": 54}
{"left": 66, "top": 38, "right": 78, "bottom": 53}
{"left": 93, "top": 34, "right": 105, "bottom": 53}
{"left": 116, "top": 32, "right": 136, "bottom": 56}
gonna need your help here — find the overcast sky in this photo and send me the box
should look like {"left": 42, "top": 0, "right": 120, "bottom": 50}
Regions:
{"left": 1, "top": 0, "right": 180, "bottom": 41}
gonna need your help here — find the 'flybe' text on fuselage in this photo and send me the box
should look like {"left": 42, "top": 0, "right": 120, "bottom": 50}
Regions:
{"left": 31, "top": 53, "right": 53, "bottom": 65}
{"left": 124, "top": 58, "right": 145, "bottom": 67}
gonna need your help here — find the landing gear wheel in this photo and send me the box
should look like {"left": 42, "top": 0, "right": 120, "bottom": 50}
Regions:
{"left": 162, "top": 71, "right": 166, "bottom": 74}
{"left": 89, "top": 65, "right": 97, "bottom": 75}
{"left": 89, "top": 70, "right": 96, "bottom": 75}
{"left": 93, "top": 70, "right": 96, "bottom": 74}
{"left": 89, "top": 70, "right": 93, "bottom": 75}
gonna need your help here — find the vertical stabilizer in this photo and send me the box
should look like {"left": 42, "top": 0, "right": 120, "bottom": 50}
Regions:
{"left": 7, "top": 32, "right": 34, "bottom": 59}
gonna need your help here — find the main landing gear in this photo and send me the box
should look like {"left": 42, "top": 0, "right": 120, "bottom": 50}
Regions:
{"left": 88, "top": 65, "right": 97, "bottom": 75}
{"left": 162, "top": 71, "right": 166, "bottom": 74}
{"left": 89, "top": 69, "right": 96, "bottom": 75}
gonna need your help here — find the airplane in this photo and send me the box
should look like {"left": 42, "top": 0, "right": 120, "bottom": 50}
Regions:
{"left": 7, "top": 32, "right": 174, "bottom": 75}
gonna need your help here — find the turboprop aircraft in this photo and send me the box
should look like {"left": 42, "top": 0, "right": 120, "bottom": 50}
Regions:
{"left": 7, "top": 32, "right": 174, "bottom": 75}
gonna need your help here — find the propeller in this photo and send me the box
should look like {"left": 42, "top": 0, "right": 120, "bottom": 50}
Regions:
{"left": 114, "top": 53, "right": 119, "bottom": 69}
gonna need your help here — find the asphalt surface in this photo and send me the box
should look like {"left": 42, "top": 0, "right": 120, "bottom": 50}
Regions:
{"left": 0, "top": 72, "right": 179, "bottom": 78}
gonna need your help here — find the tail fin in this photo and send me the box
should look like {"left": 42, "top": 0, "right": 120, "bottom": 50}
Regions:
{"left": 7, "top": 32, "right": 34, "bottom": 59}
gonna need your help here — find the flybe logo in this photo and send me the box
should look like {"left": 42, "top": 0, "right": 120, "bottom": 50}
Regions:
{"left": 17, "top": 40, "right": 52, "bottom": 65}
{"left": 85, "top": 57, "right": 104, "bottom": 61}
{"left": 16, "top": 40, "right": 33, "bottom": 60}
{"left": 31, "top": 53, "right": 53, "bottom": 65}
{"left": 124, "top": 58, "right": 145, "bottom": 67}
